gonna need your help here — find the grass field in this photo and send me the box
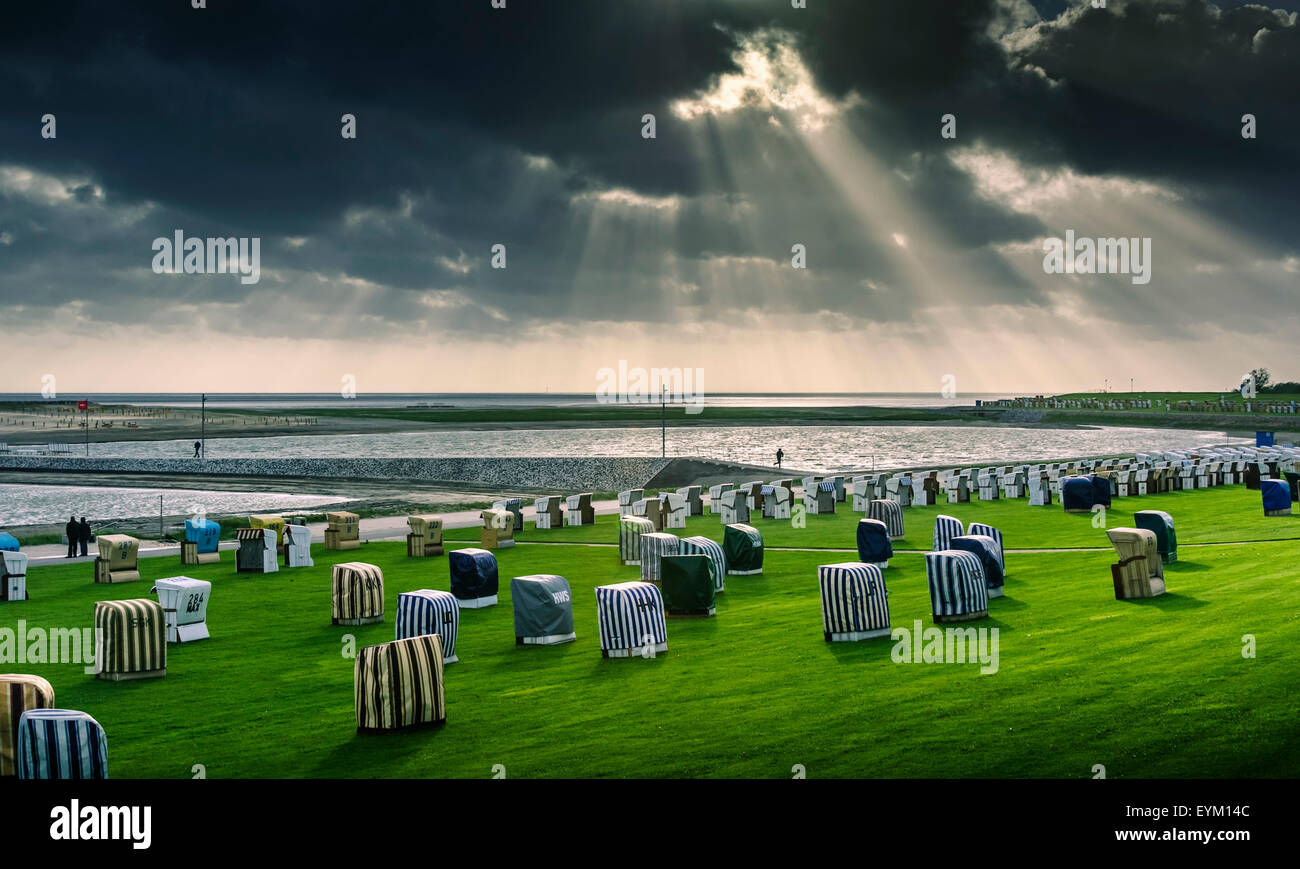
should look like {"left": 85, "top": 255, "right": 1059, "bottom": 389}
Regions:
{"left": 6, "top": 485, "right": 1299, "bottom": 778}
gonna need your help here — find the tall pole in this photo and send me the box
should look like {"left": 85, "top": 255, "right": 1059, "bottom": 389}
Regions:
{"left": 84, "top": 400, "right": 89, "bottom": 456}
{"left": 201, "top": 393, "right": 206, "bottom": 459}
{"left": 661, "top": 386, "right": 666, "bottom": 458}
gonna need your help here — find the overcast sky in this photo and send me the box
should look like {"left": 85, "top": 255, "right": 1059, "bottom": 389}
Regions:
{"left": 1, "top": 0, "right": 1297, "bottom": 395}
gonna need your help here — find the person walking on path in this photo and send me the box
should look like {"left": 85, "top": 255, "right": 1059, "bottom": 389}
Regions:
{"left": 65, "top": 515, "right": 78, "bottom": 558}
{"left": 776, "top": 448, "right": 784, "bottom": 469}
{"left": 193, "top": 440, "right": 202, "bottom": 458}
{"left": 78, "top": 517, "right": 92, "bottom": 557}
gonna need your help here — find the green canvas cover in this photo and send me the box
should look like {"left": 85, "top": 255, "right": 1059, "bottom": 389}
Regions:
{"left": 1133, "top": 510, "right": 1177, "bottom": 564}
{"left": 659, "top": 555, "right": 716, "bottom": 615}
{"left": 723, "top": 523, "right": 763, "bottom": 574}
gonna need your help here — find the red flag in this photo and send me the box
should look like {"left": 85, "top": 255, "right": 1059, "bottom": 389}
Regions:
{"left": 77, "top": 400, "right": 87, "bottom": 411}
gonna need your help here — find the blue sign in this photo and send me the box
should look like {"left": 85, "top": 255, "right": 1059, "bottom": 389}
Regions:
{"left": 1256, "top": 431, "right": 1275, "bottom": 447}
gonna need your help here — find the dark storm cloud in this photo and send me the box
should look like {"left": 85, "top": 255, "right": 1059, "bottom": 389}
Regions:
{"left": 0, "top": 0, "right": 1296, "bottom": 336}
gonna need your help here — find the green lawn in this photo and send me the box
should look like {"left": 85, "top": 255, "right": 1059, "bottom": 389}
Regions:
{"left": 6, "top": 483, "right": 1298, "bottom": 779}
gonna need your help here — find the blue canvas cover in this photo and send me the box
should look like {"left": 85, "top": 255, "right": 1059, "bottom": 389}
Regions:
{"left": 1261, "top": 479, "right": 1290, "bottom": 512}
{"left": 184, "top": 519, "right": 220, "bottom": 554}
{"left": 449, "top": 548, "right": 499, "bottom": 601}
{"left": 950, "top": 535, "right": 1004, "bottom": 592}
{"left": 1061, "top": 476, "right": 1095, "bottom": 511}
{"left": 1090, "top": 475, "right": 1112, "bottom": 508}
{"left": 0, "top": 533, "right": 18, "bottom": 552}
{"left": 855, "top": 519, "right": 893, "bottom": 564}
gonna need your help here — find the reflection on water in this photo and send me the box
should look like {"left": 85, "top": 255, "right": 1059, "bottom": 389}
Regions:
{"left": 87, "top": 424, "right": 1239, "bottom": 473}
{"left": 0, "top": 484, "right": 349, "bottom": 527}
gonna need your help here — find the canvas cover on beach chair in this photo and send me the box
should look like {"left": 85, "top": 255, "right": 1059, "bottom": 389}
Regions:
{"left": 332, "top": 562, "right": 385, "bottom": 625}
{"left": 925, "top": 551, "right": 989, "bottom": 623}
{"left": 659, "top": 492, "right": 689, "bottom": 529}
{"left": 677, "top": 486, "right": 704, "bottom": 516}
{"left": 150, "top": 575, "right": 211, "bottom": 643}
{"left": 491, "top": 499, "right": 524, "bottom": 533}
{"left": 1261, "top": 479, "right": 1291, "bottom": 515}
{"left": 639, "top": 532, "right": 680, "bottom": 584}
{"left": 533, "top": 497, "right": 564, "bottom": 530}
{"left": 762, "top": 485, "right": 792, "bottom": 520}
{"left": 449, "top": 548, "right": 499, "bottom": 608}
{"left": 717, "top": 489, "right": 749, "bottom": 524}
{"left": 249, "top": 514, "right": 286, "bottom": 549}
{"left": 182, "top": 518, "right": 220, "bottom": 565}
{"left": 723, "top": 523, "right": 763, "bottom": 575}
{"left": 480, "top": 508, "right": 516, "bottom": 549}
{"left": 855, "top": 519, "right": 892, "bottom": 568}
{"left": 1106, "top": 528, "right": 1166, "bottom": 599}
{"left": 708, "top": 483, "right": 734, "bottom": 514}
{"left": 659, "top": 555, "right": 716, "bottom": 617}
{"left": 284, "top": 523, "right": 314, "bottom": 567}
{"left": 236, "top": 527, "right": 277, "bottom": 573}
{"left": 1, "top": 550, "right": 28, "bottom": 602}
{"left": 94, "top": 534, "right": 140, "bottom": 584}
{"left": 325, "top": 511, "right": 360, "bottom": 551}
{"left": 868, "top": 500, "right": 905, "bottom": 540}
{"left": 618, "top": 489, "right": 644, "bottom": 516}
{"left": 512, "top": 575, "right": 576, "bottom": 646}
{"left": 679, "top": 535, "right": 726, "bottom": 593}
{"left": 396, "top": 589, "right": 460, "bottom": 662}
{"left": 966, "top": 522, "right": 1005, "bottom": 573}
{"left": 619, "top": 516, "right": 655, "bottom": 566}
{"left": 16, "top": 709, "right": 108, "bottom": 779}
{"left": 565, "top": 493, "right": 595, "bottom": 526}
{"left": 406, "top": 514, "right": 444, "bottom": 556}
{"left": 1062, "top": 477, "right": 1095, "bottom": 513}
{"left": 355, "top": 634, "right": 446, "bottom": 732}
{"left": 1133, "top": 511, "right": 1177, "bottom": 564}
{"left": 1090, "top": 474, "right": 1112, "bottom": 508}
{"left": 595, "top": 582, "right": 667, "bottom": 658}
{"left": 950, "top": 535, "right": 1005, "bottom": 598}
{"left": 819, "top": 562, "right": 890, "bottom": 641}
{"left": 932, "top": 514, "right": 964, "bottom": 552}
{"left": 0, "top": 674, "right": 54, "bottom": 777}
{"left": 94, "top": 598, "right": 167, "bottom": 681}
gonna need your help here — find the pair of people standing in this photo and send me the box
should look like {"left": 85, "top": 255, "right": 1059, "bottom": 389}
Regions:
{"left": 65, "top": 516, "right": 92, "bottom": 558}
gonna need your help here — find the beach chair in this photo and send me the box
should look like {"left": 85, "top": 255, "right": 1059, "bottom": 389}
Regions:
{"left": 932, "top": 514, "right": 964, "bottom": 551}
{"left": 717, "top": 489, "right": 749, "bottom": 524}
{"left": 634, "top": 497, "right": 664, "bottom": 531}
{"left": 1105, "top": 528, "right": 1165, "bottom": 599}
{"left": 619, "top": 516, "right": 656, "bottom": 566}
{"left": 595, "top": 582, "right": 666, "bottom": 659}
{"left": 283, "top": 523, "right": 314, "bottom": 567}
{"left": 324, "top": 511, "right": 360, "bottom": 550}
{"left": 533, "top": 497, "right": 564, "bottom": 530}
{"left": 679, "top": 536, "right": 726, "bottom": 593}
{"left": 1133, "top": 511, "right": 1176, "bottom": 564}
{"left": 618, "top": 489, "right": 644, "bottom": 517}
{"left": 235, "top": 528, "right": 277, "bottom": 573}
{"left": 868, "top": 500, "right": 904, "bottom": 540}
{"left": 659, "top": 492, "right": 689, "bottom": 529}
{"left": 676, "top": 486, "right": 704, "bottom": 517}
{"left": 950, "top": 535, "right": 1004, "bottom": 598}
{"left": 490, "top": 499, "right": 524, "bottom": 532}
{"left": 1262, "top": 479, "right": 1291, "bottom": 516}
{"left": 944, "top": 475, "right": 970, "bottom": 504}
{"left": 804, "top": 480, "right": 836, "bottom": 514}
{"left": 742, "top": 481, "right": 765, "bottom": 514}
{"left": 94, "top": 534, "right": 140, "bottom": 584}
{"left": 707, "top": 483, "right": 734, "bottom": 514}
{"left": 565, "top": 493, "right": 594, "bottom": 526}
{"left": 886, "top": 475, "right": 913, "bottom": 507}
{"left": 1000, "top": 470, "right": 1026, "bottom": 499}
{"left": 638, "top": 532, "right": 680, "bottom": 584}
{"left": 819, "top": 563, "right": 891, "bottom": 641}
{"left": 925, "top": 551, "right": 989, "bottom": 623}
{"left": 851, "top": 479, "right": 874, "bottom": 512}
{"left": 480, "top": 508, "right": 516, "bottom": 549}
{"left": 966, "top": 522, "right": 1005, "bottom": 573}
{"left": 1, "top": 550, "right": 28, "bottom": 602}
{"left": 406, "top": 515, "right": 444, "bottom": 557}
{"left": 762, "top": 485, "right": 791, "bottom": 520}
{"left": 855, "top": 519, "right": 892, "bottom": 568}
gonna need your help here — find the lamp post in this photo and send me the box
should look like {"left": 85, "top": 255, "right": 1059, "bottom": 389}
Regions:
{"left": 201, "top": 393, "right": 206, "bottom": 460}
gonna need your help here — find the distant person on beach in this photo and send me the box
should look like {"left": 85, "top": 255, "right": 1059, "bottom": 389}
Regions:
{"left": 78, "top": 517, "right": 92, "bottom": 557}
{"left": 65, "top": 515, "right": 78, "bottom": 558}
{"left": 193, "top": 440, "right": 202, "bottom": 458}
{"left": 776, "top": 448, "right": 784, "bottom": 469}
